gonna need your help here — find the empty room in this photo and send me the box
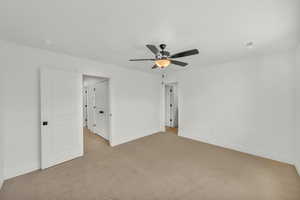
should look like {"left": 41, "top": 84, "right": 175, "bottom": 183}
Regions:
{"left": 0, "top": 0, "right": 300, "bottom": 199}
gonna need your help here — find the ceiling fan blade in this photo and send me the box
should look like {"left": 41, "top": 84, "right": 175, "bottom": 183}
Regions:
{"left": 129, "top": 59, "right": 155, "bottom": 61}
{"left": 152, "top": 64, "right": 159, "bottom": 69}
{"left": 146, "top": 44, "right": 159, "bottom": 55}
{"left": 170, "top": 60, "right": 188, "bottom": 67}
{"left": 170, "top": 49, "right": 199, "bottom": 59}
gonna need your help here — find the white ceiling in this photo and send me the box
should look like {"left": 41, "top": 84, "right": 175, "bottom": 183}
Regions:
{"left": 0, "top": 0, "right": 299, "bottom": 73}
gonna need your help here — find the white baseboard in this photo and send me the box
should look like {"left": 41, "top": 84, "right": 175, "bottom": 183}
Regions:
{"left": 111, "top": 129, "right": 160, "bottom": 147}
{"left": 296, "top": 164, "right": 300, "bottom": 176}
{"left": 0, "top": 180, "right": 3, "bottom": 190}
{"left": 4, "top": 130, "right": 160, "bottom": 179}
{"left": 2, "top": 129, "right": 162, "bottom": 180}
{"left": 4, "top": 163, "right": 40, "bottom": 180}
{"left": 179, "top": 134, "right": 293, "bottom": 165}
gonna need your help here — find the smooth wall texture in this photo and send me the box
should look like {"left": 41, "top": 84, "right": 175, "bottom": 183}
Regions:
{"left": 0, "top": 40, "right": 161, "bottom": 179}
{"left": 0, "top": 118, "right": 3, "bottom": 189}
{"left": 295, "top": 45, "right": 300, "bottom": 174}
{"left": 166, "top": 50, "right": 296, "bottom": 164}
{"left": 0, "top": 75, "right": 3, "bottom": 187}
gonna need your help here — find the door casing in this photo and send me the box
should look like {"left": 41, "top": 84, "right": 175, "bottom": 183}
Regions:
{"left": 162, "top": 82, "right": 179, "bottom": 132}
{"left": 83, "top": 74, "right": 112, "bottom": 143}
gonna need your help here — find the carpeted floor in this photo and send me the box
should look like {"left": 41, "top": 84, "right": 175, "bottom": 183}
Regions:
{"left": 1, "top": 128, "right": 300, "bottom": 200}
{"left": 165, "top": 126, "right": 178, "bottom": 134}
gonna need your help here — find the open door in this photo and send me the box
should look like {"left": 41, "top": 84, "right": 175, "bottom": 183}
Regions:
{"left": 40, "top": 68, "right": 83, "bottom": 169}
{"left": 87, "top": 87, "right": 96, "bottom": 130}
{"left": 94, "top": 80, "right": 109, "bottom": 140}
{"left": 164, "top": 83, "right": 178, "bottom": 134}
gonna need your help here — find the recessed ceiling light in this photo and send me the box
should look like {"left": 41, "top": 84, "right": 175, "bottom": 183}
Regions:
{"left": 245, "top": 42, "right": 254, "bottom": 48}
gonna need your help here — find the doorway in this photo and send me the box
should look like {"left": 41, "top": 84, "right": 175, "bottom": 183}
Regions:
{"left": 83, "top": 75, "right": 110, "bottom": 143}
{"left": 165, "top": 83, "right": 178, "bottom": 134}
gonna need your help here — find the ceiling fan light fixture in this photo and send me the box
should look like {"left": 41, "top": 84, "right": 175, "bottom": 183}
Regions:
{"left": 155, "top": 59, "right": 170, "bottom": 68}
{"left": 129, "top": 44, "right": 199, "bottom": 69}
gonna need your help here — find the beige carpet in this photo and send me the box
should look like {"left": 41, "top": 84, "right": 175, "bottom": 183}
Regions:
{"left": 1, "top": 128, "right": 300, "bottom": 200}
{"left": 165, "top": 126, "right": 178, "bottom": 134}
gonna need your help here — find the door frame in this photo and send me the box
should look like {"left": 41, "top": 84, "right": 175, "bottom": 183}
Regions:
{"left": 162, "top": 81, "right": 179, "bottom": 134}
{"left": 83, "top": 87, "right": 88, "bottom": 127}
{"left": 82, "top": 74, "right": 112, "bottom": 145}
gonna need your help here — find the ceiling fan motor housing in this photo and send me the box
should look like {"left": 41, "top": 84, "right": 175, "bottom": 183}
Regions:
{"left": 159, "top": 44, "right": 170, "bottom": 58}
{"left": 160, "top": 51, "right": 170, "bottom": 58}
{"left": 159, "top": 44, "right": 166, "bottom": 50}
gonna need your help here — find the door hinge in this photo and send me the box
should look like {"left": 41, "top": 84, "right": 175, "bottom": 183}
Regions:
{"left": 170, "top": 104, "right": 172, "bottom": 107}
{"left": 85, "top": 118, "right": 87, "bottom": 121}
{"left": 170, "top": 119, "right": 172, "bottom": 122}
{"left": 85, "top": 91, "right": 87, "bottom": 94}
{"left": 170, "top": 89, "right": 173, "bottom": 93}
{"left": 93, "top": 88, "right": 96, "bottom": 91}
{"left": 85, "top": 105, "right": 87, "bottom": 108}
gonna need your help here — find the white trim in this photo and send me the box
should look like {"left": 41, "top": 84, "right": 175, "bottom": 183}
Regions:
{"left": 162, "top": 80, "right": 179, "bottom": 134}
{"left": 160, "top": 81, "right": 166, "bottom": 132}
{"left": 82, "top": 74, "right": 113, "bottom": 145}
{"left": 179, "top": 133, "right": 294, "bottom": 165}
{"left": 4, "top": 162, "right": 40, "bottom": 180}
{"left": 110, "top": 129, "right": 160, "bottom": 147}
{"left": 296, "top": 164, "right": 300, "bottom": 176}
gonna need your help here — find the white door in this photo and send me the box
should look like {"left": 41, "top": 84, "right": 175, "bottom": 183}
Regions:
{"left": 88, "top": 86, "right": 96, "bottom": 132}
{"left": 94, "top": 81, "right": 109, "bottom": 140}
{"left": 40, "top": 68, "right": 83, "bottom": 169}
{"left": 165, "top": 85, "right": 172, "bottom": 127}
{"left": 165, "top": 85, "right": 169, "bottom": 126}
{"left": 165, "top": 84, "right": 178, "bottom": 128}
{"left": 169, "top": 86, "right": 176, "bottom": 127}
{"left": 83, "top": 88, "right": 88, "bottom": 127}
{"left": 87, "top": 86, "right": 95, "bottom": 132}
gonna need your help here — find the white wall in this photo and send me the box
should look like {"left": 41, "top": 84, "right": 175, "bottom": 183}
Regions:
{"left": 0, "top": 40, "right": 161, "bottom": 179}
{"left": 0, "top": 116, "right": 3, "bottom": 189}
{"left": 295, "top": 45, "right": 300, "bottom": 174}
{"left": 0, "top": 67, "right": 3, "bottom": 187}
{"left": 166, "top": 50, "right": 296, "bottom": 164}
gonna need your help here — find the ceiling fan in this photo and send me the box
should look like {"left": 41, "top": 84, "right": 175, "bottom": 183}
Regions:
{"left": 129, "top": 44, "right": 199, "bottom": 69}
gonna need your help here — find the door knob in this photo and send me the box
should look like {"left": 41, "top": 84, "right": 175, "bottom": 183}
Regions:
{"left": 99, "top": 110, "right": 104, "bottom": 114}
{"left": 42, "top": 121, "right": 48, "bottom": 126}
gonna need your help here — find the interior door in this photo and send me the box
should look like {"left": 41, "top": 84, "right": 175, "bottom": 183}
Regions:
{"left": 87, "top": 86, "right": 96, "bottom": 131}
{"left": 169, "top": 86, "right": 175, "bottom": 127}
{"left": 94, "top": 81, "right": 109, "bottom": 140}
{"left": 40, "top": 68, "right": 83, "bottom": 169}
{"left": 83, "top": 88, "right": 88, "bottom": 127}
{"left": 165, "top": 85, "right": 171, "bottom": 126}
